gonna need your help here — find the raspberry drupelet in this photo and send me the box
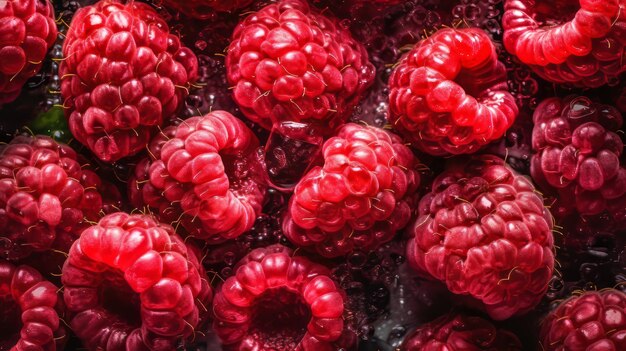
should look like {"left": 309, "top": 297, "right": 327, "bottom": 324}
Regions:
{"left": 212, "top": 244, "right": 356, "bottom": 351}
{"left": 60, "top": 0, "right": 198, "bottom": 162}
{"left": 283, "top": 123, "right": 421, "bottom": 258}
{"left": 62, "top": 212, "right": 212, "bottom": 351}
{"left": 129, "top": 111, "right": 266, "bottom": 242}
{"left": 388, "top": 27, "right": 518, "bottom": 156}
{"left": 407, "top": 155, "right": 554, "bottom": 320}
{"left": 503, "top": 0, "right": 626, "bottom": 88}
{"left": 226, "top": 0, "right": 375, "bottom": 135}
{"left": 0, "top": 0, "right": 58, "bottom": 106}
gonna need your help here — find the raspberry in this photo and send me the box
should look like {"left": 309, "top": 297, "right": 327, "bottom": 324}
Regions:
{"left": 226, "top": 0, "right": 375, "bottom": 134}
{"left": 129, "top": 111, "right": 266, "bottom": 241}
{"left": 0, "top": 261, "right": 66, "bottom": 351}
{"left": 0, "top": 0, "right": 57, "bottom": 106}
{"left": 407, "top": 155, "right": 555, "bottom": 320}
{"left": 62, "top": 212, "right": 212, "bottom": 350}
{"left": 540, "top": 289, "right": 626, "bottom": 350}
{"left": 530, "top": 96, "right": 626, "bottom": 226}
{"left": 162, "top": 0, "right": 253, "bottom": 19}
{"left": 60, "top": 0, "right": 198, "bottom": 162}
{"left": 283, "top": 123, "right": 421, "bottom": 257}
{"left": 0, "top": 135, "right": 114, "bottom": 260}
{"left": 389, "top": 28, "right": 518, "bottom": 156}
{"left": 401, "top": 313, "right": 522, "bottom": 351}
{"left": 212, "top": 244, "right": 356, "bottom": 351}
{"left": 503, "top": 0, "right": 626, "bottom": 88}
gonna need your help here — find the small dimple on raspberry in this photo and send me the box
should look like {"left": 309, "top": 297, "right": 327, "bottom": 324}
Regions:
{"left": 129, "top": 111, "right": 266, "bottom": 242}
{"left": 61, "top": 212, "right": 212, "bottom": 351}
{"left": 407, "top": 155, "right": 555, "bottom": 320}
{"left": 388, "top": 27, "right": 518, "bottom": 156}
{"left": 540, "top": 289, "right": 626, "bottom": 351}
{"left": 530, "top": 96, "right": 626, "bottom": 227}
{"left": 60, "top": 0, "right": 198, "bottom": 162}
{"left": 503, "top": 0, "right": 626, "bottom": 88}
{"left": 212, "top": 244, "right": 356, "bottom": 351}
{"left": 401, "top": 313, "right": 522, "bottom": 351}
{"left": 0, "top": 0, "right": 58, "bottom": 106}
{"left": 0, "top": 260, "right": 66, "bottom": 351}
{"left": 225, "top": 0, "right": 375, "bottom": 135}
{"left": 283, "top": 123, "right": 421, "bottom": 258}
{"left": 162, "top": 0, "right": 253, "bottom": 18}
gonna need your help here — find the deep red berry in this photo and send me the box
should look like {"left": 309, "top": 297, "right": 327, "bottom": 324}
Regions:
{"left": 60, "top": 0, "right": 198, "bottom": 162}
{"left": 162, "top": 0, "right": 253, "bottom": 18}
{"left": 283, "top": 123, "right": 421, "bottom": 257}
{"left": 226, "top": 0, "right": 375, "bottom": 135}
{"left": 0, "top": 261, "right": 66, "bottom": 351}
{"left": 212, "top": 244, "right": 356, "bottom": 351}
{"left": 129, "top": 111, "right": 266, "bottom": 241}
{"left": 407, "top": 155, "right": 554, "bottom": 320}
{"left": 503, "top": 0, "right": 626, "bottom": 88}
{"left": 530, "top": 96, "right": 626, "bottom": 226}
{"left": 389, "top": 27, "right": 518, "bottom": 156}
{"left": 0, "top": 0, "right": 57, "bottom": 106}
{"left": 62, "top": 212, "right": 212, "bottom": 351}
{"left": 540, "top": 289, "right": 626, "bottom": 351}
{"left": 0, "top": 135, "right": 116, "bottom": 260}
{"left": 401, "top": 313, "right": 522, "bottom": 351}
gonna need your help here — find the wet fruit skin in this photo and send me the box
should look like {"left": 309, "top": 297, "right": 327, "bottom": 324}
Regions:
{"left": 540, "top": 289, "right": 626, "bottom": 351}
{"left": 60, "top": 0, "right": 198, "bottom": 162}
{"left": 401, "top": 313, "right": 522, "bottom": 351}
{"left": 407, "top": 155, "right": 555, "bottom": 320}
{"left": 129, "top": 110, "right": 266, "bottom": 242}
{"left": 283, "top": 123, "right": 421, "bottom": 258}
{"left": 0, "top": 0, "right": 58, "bottom": 106}
{"left": 503, "top": 0, "right": 626, "bottom": 88}
{"left": 62, "top": 212, "right": 212, "bottom": 351}
{"left": 212, "top": 244, "right": 355, "bottom": 351}
{"left": 389, "top": 27, "right": 518, "bottom": 156}
{"left": 226, "top": 0, "right": 375, "bottom": 135}
{"left": 0, "top": 260, "right": 66, "bottom": 351}
{"left": 161, "top": 0, "right": 254, "bottom": 18}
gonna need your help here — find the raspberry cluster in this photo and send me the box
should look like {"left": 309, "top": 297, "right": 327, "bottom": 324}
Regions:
{"left": 283, "top": 123, "right": 421, "bottom": 257}
{"left": 60, "top": 0, "right": 198, "bottom": 161}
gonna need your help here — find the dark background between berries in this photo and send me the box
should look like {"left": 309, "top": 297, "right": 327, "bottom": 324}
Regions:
{"left": 2, "top": 0, "right": 626, "bottom": 350}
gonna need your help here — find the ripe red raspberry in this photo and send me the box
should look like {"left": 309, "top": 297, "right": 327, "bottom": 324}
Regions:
{"left": 129, "top": 111, "right": 266, "bottom": 242}
{"left": 0, "top": 261, "right": 66, "bottom": 351}
{"left": 401, "top": 313, "right": 522, "bottom": 351}
{"left": 226, "top": 0, "right": 375, "bottom": 134}
{"left": 540, "top": 289, "right": 626, "bottom": 350}
{"left": 503, "top": 0, "right": 626, "bottom": 88}
{"left": 62, "top": 212, "right": 212, "bottom": 350}
{"left": 212, "top": 244, "right": 356, "bottom": 351}
{"left": 283, "top": 123, "right": 421, "bottom": 257}
{"left": 530, "top": 96, "right": 626, "bottom": 226}
{"left": 0, "top": 135, "right": 115, "bottom": 260}
{"left": 0, "top": 0, "right": 57, "bottom": 106}
{"left": 162, "top": 0, "right": 253, "bottom": 19}
{"left": 389, "top": 28, "right": 518, "bottom": 156}
{"left": 407, "top": 155, "right": 554, "bottom": 320}
{"left": 60, "top": 0, "right": 198, "bottom": 162}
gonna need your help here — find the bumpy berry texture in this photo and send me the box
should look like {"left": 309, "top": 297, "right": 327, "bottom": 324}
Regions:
{"left": 503, "top": 0, "right": 626, "bottom": 88}
{"left": 283, "top": 123, "right": 421, "bottom": 257}
{"left": 129, "top": 111, "right": 266, "bottom": 241}
{"left": 0, "top": 0, "right": 57, "bottom": 106}
{"left": 0, "top": 260, "right": 66, "bottom": 351}
{"left": 212, "top": 244, "right": 355, "bottom": 351}
{"left": 60, "top": 0, "right": 198, "bottom": 162}
{"left": 62, "top": 212, "right": 212, "bottom": 351}
{"left": 401, "top": 313, "right": 522, "bottom": 351}
{"left": 530, "top": 96, "right": 626, "bottom": 226}
{"left": 407, "top": 155, "right": 554, "bottom": 320}
{"left": 389, "top": 28, "right": 518, "bottom": 156}
{"left": 226, "top": 0, "right": 375, "bottom": 134}
{"left": 162, "top": 0, "right": 253, "bottom": 18}
{"left": 540, "top": 289, "right": 626, "bottom": 350}
{"left": 0, "top": 135, "right": 113, "bottom": 260}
